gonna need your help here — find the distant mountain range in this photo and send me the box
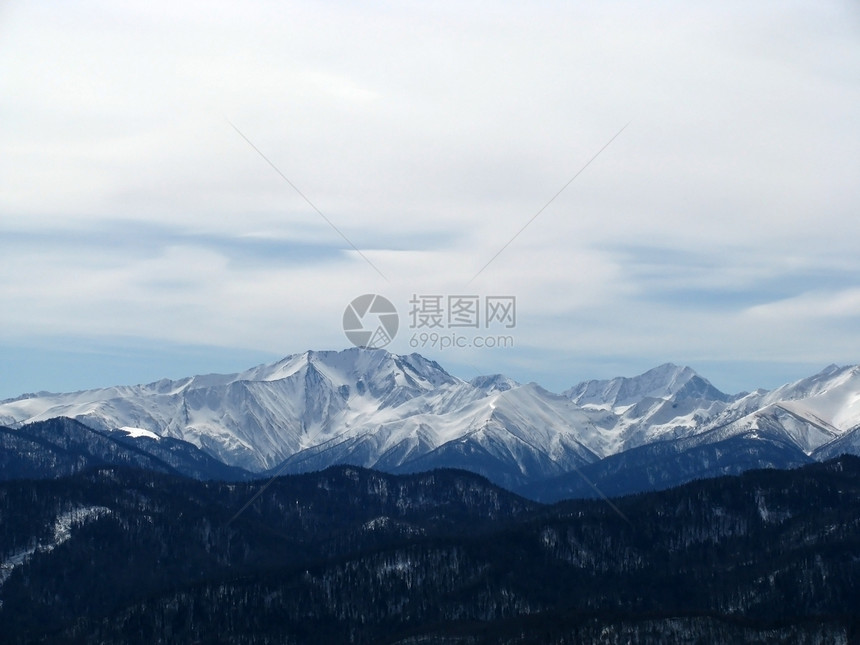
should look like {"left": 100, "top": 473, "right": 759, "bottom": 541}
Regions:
{"left": 2, "top": 348, "right": 859, "bottom": 499}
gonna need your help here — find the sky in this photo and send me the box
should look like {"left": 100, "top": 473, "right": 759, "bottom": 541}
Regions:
{"left": 1, "top": 0, "right": 859, "bottom": 399}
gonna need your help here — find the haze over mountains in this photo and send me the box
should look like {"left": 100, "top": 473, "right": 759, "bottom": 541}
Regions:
{"left": 2, "top": 348, "right": 859, "bottom": 499}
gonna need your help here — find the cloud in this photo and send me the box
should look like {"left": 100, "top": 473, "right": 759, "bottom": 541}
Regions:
{"left": 746, "top": 288, "right": 860, "bottom": 323}
{"left": 0, "top": 0, "right": 858, "bottom": 397}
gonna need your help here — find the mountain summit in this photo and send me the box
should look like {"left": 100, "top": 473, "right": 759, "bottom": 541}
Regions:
{"left": 564, "top": 363, "right": 731, "bottom": 408}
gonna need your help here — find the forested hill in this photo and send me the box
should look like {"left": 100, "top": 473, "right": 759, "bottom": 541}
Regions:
{"left": 1, "top": 458, "right": 859, "bottom": 644}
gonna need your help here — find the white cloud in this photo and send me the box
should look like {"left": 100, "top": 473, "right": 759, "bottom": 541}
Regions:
{"left": 746, "top": 289, "right": 860, "bottom": 322}
{"left": 0, "top": 0, "right": 858, "bottom": 395}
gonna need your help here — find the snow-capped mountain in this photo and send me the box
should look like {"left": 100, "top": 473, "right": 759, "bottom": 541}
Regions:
{"left": 0, "top": 350, "right": 463, "bottom": 472}
{"left": 564, "top": 363, "right": 731, "bottom": 408}
{"left": 1, "top": 349, "right": 859, "bottom": 497}
{"left": 561, "top": 363, "right": 740, "bottom": 454}
{"left": 524, "top": 363, "right": 860, "bottom": 500}
{"left": 696, "top": 364, "right": 860, "bottom": 453}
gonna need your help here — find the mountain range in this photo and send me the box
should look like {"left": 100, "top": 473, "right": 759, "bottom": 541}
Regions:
{"left": 2, "top": 348, "right": 859, "bottom": 500}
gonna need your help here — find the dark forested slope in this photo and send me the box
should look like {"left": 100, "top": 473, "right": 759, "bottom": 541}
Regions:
{"left": 1, "top": 459, "right": 858, "bottom": 644}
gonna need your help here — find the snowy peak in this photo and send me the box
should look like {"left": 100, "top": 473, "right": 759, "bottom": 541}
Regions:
{"left": 564, "top": 363, "right": 727, "bottom": 408}
{"left": 764, "top": 364, "right": 858, "bottom": 403}
{"left": 758, "top": 364, "right": 860, "bottom": 432}
{"left": 237, "top": 348, "right": 454, "bottom": 389}
{"left": 469, "top": 374, "right": 520, "bottom": 394}
{"left": 671, "top": 374, "right": 734, "bottom": 403}
{"left": 232, "top": 348, "right": 459, "bottom": 411}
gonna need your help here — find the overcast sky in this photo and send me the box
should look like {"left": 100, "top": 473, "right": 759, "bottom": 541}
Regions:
{"left": 1, "top": 0, "right": 859, "bottom": 399}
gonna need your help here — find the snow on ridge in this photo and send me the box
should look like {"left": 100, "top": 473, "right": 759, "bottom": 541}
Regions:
{"left": 758, "top": 364, "right": 860, "bottom": 431}
{"left": 237, "top": 352, "right": 310, "bottom": 383}
{"left": 469, "top": 374, "right": 520, "bottom": 394}
{"left": 0, "top": 506, "right": 111, "bottom": 589}
{"left": 117, "top": 426, "right": 161, "bottom": 440}
{"left": 563, "top": 363, "right": 705, "bottom": 408}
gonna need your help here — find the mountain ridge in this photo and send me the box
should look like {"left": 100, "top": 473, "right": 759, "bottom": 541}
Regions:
{"left": 1, "top": 348, "right": 859, "bottom": 498}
